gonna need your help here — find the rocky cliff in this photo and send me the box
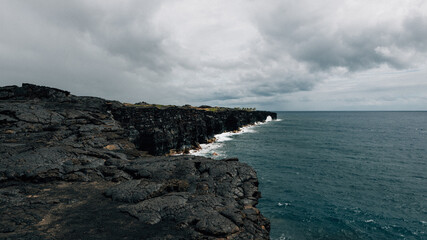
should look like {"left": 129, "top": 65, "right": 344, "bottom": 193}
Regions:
{"left": 0, "top": 84, "right": 274, "bottom": 239}
{"left": 113, "top": 104, "right": 275, "bottom": 155}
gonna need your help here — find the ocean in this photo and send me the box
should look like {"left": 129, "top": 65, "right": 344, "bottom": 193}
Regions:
{"left": 191, "top": 111, "right": 427, "bottom": 240}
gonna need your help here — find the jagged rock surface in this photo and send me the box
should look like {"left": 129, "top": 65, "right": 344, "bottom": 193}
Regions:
{"left": 0, "top": 84, "right": 273, "bottom": 239}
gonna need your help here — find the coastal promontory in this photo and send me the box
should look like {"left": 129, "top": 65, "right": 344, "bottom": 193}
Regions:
{"left": 0, "top": 84, "right": 275, "bottom": 239}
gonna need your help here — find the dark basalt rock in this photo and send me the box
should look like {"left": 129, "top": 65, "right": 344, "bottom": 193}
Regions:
{"left": 0, "top": 84, "right": 273, "bottom": 239}
{"left": 0, "top": 83, "right": 70, "bottom": 100}
{"left": 112, "top": 104, "right": 276, "bottom": 155}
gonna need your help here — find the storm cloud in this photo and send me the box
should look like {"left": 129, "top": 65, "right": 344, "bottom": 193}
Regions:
{"left": 1, "top": 0, "right": 426, "bottom": 110}
{"left": 256, "top": 0, "right": 427, "bottom": 71}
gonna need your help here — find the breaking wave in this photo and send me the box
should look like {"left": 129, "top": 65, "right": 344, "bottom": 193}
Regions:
{"left": 190, "top": 116, "right": 277, "bottom": 159}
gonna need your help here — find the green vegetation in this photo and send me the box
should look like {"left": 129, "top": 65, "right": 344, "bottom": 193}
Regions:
{"left": 124, "top": 102, "right": 256, "bottom": 112}
{"left": 196, "top": 107, "right": 227, "bottom": 112}
{"left": 233, "top": 107, "right": 256, "bottom": 111}
{"left": 124, "top": 103, "right": 174, "bottom": 109}
{"left": 197, "top": 106, "right": 256, "bottom": 112}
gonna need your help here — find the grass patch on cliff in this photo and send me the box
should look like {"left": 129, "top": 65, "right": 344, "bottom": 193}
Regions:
{"left": 124, "top": 103, "right": 175, "bottom": 109}
{"left": 196, "top": 107, "right": 226, "bottom": 112}
{"left": 197, "top": 107, "right": 256, "bottom": 112}
{"left": 124, "top": 103, "right": 256, "bottom": 112}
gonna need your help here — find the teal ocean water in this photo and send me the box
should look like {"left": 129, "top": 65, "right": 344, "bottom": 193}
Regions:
{"left": 193, "top": 112, "right": 427, "bottom": 240}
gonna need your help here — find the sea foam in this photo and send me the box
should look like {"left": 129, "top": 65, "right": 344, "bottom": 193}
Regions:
{"left": 190, "top": 116, "right": 276, "bottom": 158}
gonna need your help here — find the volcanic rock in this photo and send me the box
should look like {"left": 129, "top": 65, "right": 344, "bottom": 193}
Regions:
{"left": 0, "top": 84, "right": 274, "bottom": 239}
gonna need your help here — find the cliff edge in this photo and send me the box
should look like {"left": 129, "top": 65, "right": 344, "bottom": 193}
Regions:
{"left": 0, "top": 84, "right": 274, "bottom": 239}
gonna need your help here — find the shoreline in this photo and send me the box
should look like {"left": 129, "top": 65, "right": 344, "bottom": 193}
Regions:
{"left": 189, "top": 116, "right": 280, "bottom": 159}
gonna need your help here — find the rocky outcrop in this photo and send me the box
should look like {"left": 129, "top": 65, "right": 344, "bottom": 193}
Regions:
{"left": 0, "top": 84, "right": 273, "bottom": 239}
{"left": 113, "top": 106, "right": 275, "bottom": 155}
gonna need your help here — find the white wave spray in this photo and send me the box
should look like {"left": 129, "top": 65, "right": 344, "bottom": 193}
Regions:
{"left": 190, "top": 116, "right": 279, "bottom": 159}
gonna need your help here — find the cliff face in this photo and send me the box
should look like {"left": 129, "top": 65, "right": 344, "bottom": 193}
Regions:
{"left": 0, "top": 84, "right": 272, "bottom": 239}
{"left": 114, "top": 106, "right": 276, "bottom": 155}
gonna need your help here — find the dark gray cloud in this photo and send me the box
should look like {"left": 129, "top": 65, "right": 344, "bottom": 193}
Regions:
{"left": 255, "top": 1, "right": 427, "bottom": 72}
{"left": 19, "top": 0, "right": 172, "bottom": 72}
{"left": 0, "top": 0, "right": 177, "bottom": 103}
{"left": 1, "top": 0, "right": 426, "bottom": 110}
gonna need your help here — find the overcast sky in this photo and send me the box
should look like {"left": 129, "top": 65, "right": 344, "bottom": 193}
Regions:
{"left": 1, "top": 0, "right": 426, "bottom": 110}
